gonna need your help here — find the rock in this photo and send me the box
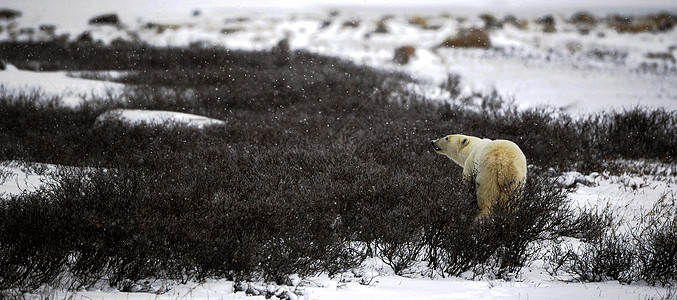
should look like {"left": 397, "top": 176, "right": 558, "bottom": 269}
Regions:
{"left": 408, "top": 16, "right": 428, "bottom": 28}
{"left": 373, "top": 21, "right": 389, "bottom": 34}
{"left": 645, "top": 52, "right": 676, "bottom": 63}
{"left": 0, "top": 8, "right": 21, "bottom": 20}
{"left": 144, "top": 22, "right": 182, "bottom": 34}
{"left": 220, "top": 27, "right": 241, "bottom": 34}
{"left": 438, "top": 28, "right": 491, "bottom": 49}
{"left": 543, "top": 23, "right": 557, "bottom": 33}
{"left": 342, "top": 19, "right": 360, "bottom": 28}
{"left": 651, "top": 12, "right": 676, "bottom": 32}
{"left": 75, "top": 31, "right": 94, "bottom": 45}
{"left": 536, "top": 15, "right": 557, "bottom": 33}
{"left": 569, "top": 11, "right": 597, "bottom": 25}
{"left": 39, "top": 24, "right": 56, "bottom": 35}
{"left": 18, "top": 27, "right": 34, "bottom": 35}
{"left": 89, "top": 13, "right": 120, "bottom": 26}
{"left": 319, "top": 20, "right": 332, "bottom": 29}
{"left": 536, "top": 15, "right": 555, "bottom": 26}
{"left": 480, "top": 13, "right": 502, "bottom": 30}
{"left": 503, "top": 15, "right": 528, "bottom": 30}
{"left": 393, "top": 46, "right": 416, "bottom": 65}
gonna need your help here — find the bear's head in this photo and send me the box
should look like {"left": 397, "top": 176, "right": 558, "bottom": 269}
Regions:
{"left": 431, "top": 134, "right": 470, "bottom": 165}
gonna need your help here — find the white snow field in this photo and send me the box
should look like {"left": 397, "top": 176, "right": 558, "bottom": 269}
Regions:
{"left": 0, "top": 64, "right": 124, "bottom": 107}
{"left": 2, "top": 0, "right": 677, "bottom": 114}
{"left": 1, "top": 0, "right": 676, "bottom": 299}
{"left": 1, "top": 161, "right": 673, "bottom": 299}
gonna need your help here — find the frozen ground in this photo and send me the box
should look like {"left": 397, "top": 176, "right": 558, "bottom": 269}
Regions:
{"left": 34, "top": 274, "right": 676, "bottom": 300}
{"left": 0, "top": 64, "right": 124, "bottom": 106}
{"left": 96, "top": 108, "right": 226, "bottom": 128}
{"left": 1, "top": 147, "right": 675, "bottom": 300}
{"left": 4, "top": 0, "right": 677, "bottom": 114}
{"left": 1, "top": 1, "right": 677, "bottom": 299}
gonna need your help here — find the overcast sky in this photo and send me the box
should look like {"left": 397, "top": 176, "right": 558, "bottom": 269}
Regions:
{"left": 6, "top": 0, "right": 677, "bottom": 14}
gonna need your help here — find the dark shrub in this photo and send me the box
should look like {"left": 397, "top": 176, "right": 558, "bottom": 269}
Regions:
{"left": 0, "top": 9, "right": 21, "bottom": 20}
{"left": 423, "top": 172, "right": 571, "bottom": 278}
{"left": 548, "top": 195, "right": 676, "bottom": 285}
{"left": 636, "top": 199, "right": 677, "bottom": 286}
{"left": 556, "top": 206, "right": 616, "bottom": 242}
{"left": 89, "top": 14, "right": 120, "bottom": 26}
{"left": 1, "top": 41, "right": 676, "bottom": 292}
{"left": 536, "top": 15, "right": 555, "bottom": 26}
{"left": 0, "top": 192, "right": 70, "bottom": 291}
{"left": 480, "top": 13, "right": 502, "bottom": 30}
{"left": 564, "top": 230, "right": 636, "bottom": 283}
{"left": 569, "top": 11, "right": 597, "bottom": 25}
{"left": 639, "top": 224, "right": 677, "bottom": 286}
{"left": 503, "top": 15, "right": 528, "bottom": 30}
{"left": 651, "top": 12, "right": 677, "bottom": 31}
{"left": 440, "top": 73, "right": 462, "bottom": 99}
{"left": 599, "top": 107, "right": 677, "bottom": 161}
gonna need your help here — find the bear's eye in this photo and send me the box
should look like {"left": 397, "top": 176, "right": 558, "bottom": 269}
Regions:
{"left": 444, "top": 137, "right": 449, "bottom": 141}
{"left": 461, "top": 138, "right": 468, "bottom": 144}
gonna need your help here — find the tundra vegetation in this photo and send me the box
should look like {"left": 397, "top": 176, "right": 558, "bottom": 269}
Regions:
{"left": 0, "top": 41, "right": 675, "bottom": 294}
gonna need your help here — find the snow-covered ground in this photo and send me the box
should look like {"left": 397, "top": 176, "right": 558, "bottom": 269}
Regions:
{"left": 96, "top": 108, "right": 226, "bottom": 128}
{"left": 1, "top": 159, "right": 675, "bottom": 300}
{"left": 1, "top": 1, "right": 677, "bottom": 299}
{"left": 0, "top": 161, "right": 59, "bottom": 198}
{"left": 36, "top": 273, "right": 675, "bottom": 300}
{"left": 0, "top": 64, "right": 124, "bottom": 107}
{"left": 2, "top": 2, "right": 677, "bottom": 114}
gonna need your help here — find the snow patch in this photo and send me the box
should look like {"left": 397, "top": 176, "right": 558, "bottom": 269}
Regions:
{"left": 0, "top": 64, "right": 125, "bottom": 107}
{"left": 0, "top": 161, "right": 59, "bottom": 199}
{"left": 96, "top": 109, "right": 225, "bottom": 128}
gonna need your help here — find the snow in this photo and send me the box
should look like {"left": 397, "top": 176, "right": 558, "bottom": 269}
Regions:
{"left": 0, "top": 64, "right": 124, "bottom": 107}
{"left": 0, "top": 65, "right": 224, "bottom": 127}
{"left": 36, "top": 266, "right": 673, "bottom": 300}
{"left": 0, "top": 161, "right": 58, "bottom": 198}
{"left": 568, "top": 172, "right": 676, "bottom": 229}
{"left": 2, "top": 159, "right": 675, "bottom": 299}
{"left": 3, "top": 2, "right": 677, "bottom": 114}
{"left": 96, "top": 109, "right": 226, "bottom": 128}
{"left": 1, "top": 1, "right": 677, "bottom": 299}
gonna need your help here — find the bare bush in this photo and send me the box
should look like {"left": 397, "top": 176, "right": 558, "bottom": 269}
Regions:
{"left": 1, "top": 42, "right": 676, "bottom": 292}
{"left": 548, "top": 194, "right": 677, "bottom": 285}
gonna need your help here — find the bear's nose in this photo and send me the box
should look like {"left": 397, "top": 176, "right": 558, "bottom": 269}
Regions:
{"left": 431, "top": 140, "right": 442, "bottom": 151}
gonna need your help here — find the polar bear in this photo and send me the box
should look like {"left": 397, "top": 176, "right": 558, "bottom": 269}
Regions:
{"left": 431, "top": 134, "right": 527, "bottom": 215}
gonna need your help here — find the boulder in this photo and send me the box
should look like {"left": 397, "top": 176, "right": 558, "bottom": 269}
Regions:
{"left": 88, "top": 13, "right": 120, "bottom": 26}
{"left": 0, "top": 8, "right": 21, "bottom": 20}
{"left": 393, "top": 46, "right": 416, "bottom": 65}
{"left": 439, "top": 28, "right": 491, "bottom": 49}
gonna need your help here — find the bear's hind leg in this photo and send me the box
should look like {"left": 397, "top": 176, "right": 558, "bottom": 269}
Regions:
{"left": 475, "top": 182, "right": 492, "bottom": 215}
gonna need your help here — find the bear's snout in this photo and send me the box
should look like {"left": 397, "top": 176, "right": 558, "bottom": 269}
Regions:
{"left": 431, "top": 139, "right": 442, "bottom": 152}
